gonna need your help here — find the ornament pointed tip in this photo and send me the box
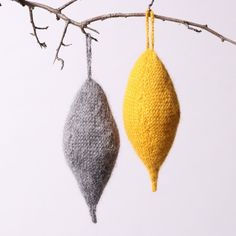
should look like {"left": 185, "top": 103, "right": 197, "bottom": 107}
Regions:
{"left": 89, "top": 205, "right": 97, "bottom": 224}
{"left": 148, "top": 168, "right": 159, "bottom": 192}
{"left": 151, "top": 180, "right": 157, "bottom": 192}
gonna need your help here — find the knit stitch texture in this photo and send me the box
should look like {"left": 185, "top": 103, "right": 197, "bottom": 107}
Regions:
{"left": 63, "top": 78, "right": 120, "bottom": 223}
{"left": 123, "top": 10, "right": 180, "bottom": 192}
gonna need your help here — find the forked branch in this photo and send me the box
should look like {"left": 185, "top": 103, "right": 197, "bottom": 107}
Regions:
{"left": 10, "top": 0, "right": 236, "bottom": 68}
{"left": 54, "top": 21, "right": 71, "bottom": 70}
{"left": 28, "top": 6, "right": 48, "bottom": 48}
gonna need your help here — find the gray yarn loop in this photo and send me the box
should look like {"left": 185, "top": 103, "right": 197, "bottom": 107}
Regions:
{"left": 86, "top": 34, "right": 92, "bottom": 80}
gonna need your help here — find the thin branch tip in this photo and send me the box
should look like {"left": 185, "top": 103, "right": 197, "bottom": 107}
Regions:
{"left": 58, "top": 0, "right": 78, "bottom": 12}
{"left": 54, "top": 21, "right": 70, "bottom": 69}
{"left": 28, "top": 6, "right": 48, "bottom": 48}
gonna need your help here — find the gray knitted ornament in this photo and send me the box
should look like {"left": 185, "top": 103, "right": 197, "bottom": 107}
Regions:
{"left": 63, "top": 34, "right": 120, "bottom": 223}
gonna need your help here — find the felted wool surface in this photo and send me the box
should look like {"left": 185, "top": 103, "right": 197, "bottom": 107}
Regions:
{"left": 63, "top": 79, "right": 120, "bottom": 223}
{"left": 123, "top": 10, "right": 180, "bottom": 192}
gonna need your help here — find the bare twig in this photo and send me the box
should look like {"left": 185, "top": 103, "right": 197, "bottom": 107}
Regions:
{"left": 28, "top": 6, "right": 48, "bottom": 48}
{"left": 15, "top": 0, "right": 26, "bottom": 7}
{"left": 58, "top": 0, "right": 78, "bottom": 12}
{"left": 184, "top": 23, "right": 202, "bottom": 33}
{"left": 82, "top": 13, "right": 236, "bottom": 46}
{"left": 11, "top": 0, "right": 236, "bottom": 68}
{"left": 54, "top": 21, "right": 70, "bottom": 70}
{"left": 15, "top": 0, "right": 235, "bottom": 46}
{"left": 56, "top": 0, "right": 78, "bottom": 20}
{"left": 148, "top": 0, "right": 155, "bottom": 10}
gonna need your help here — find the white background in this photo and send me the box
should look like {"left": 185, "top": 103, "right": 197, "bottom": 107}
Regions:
{"left": 0, "top": 0, "right": 236, "bottom": 235}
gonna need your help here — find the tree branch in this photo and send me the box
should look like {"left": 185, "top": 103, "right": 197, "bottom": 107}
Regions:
{"left": 56, "top": 0, "right": 78, "bottom": 21}
{"left": 28, "top": 6, "right": 48, "bottom": 48}
{"left": 82, "top": 13, "right": 236, "bottom": 46}
{"left": 58, "top": 0, "right": 78, "bottom": 12}
{"left": 11, "top": 0, "right": 236, "bottom": 68}
{"left": 15, "top": 0, "right": 26, "bottom": 7}
{"left": 54, "top": 21, "right": 71, "bottom": 70}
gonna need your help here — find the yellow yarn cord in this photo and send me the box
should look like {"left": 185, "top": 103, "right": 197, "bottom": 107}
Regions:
{"left": 146, "top": 10, "right": 155, "bottom": 50}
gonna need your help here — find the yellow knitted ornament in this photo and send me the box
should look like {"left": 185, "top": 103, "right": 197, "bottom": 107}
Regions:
{"left": 123, "top": 10, "right": 180, "bottom": 192}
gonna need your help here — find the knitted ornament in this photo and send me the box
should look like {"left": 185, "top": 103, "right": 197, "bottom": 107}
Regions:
{"left": 123, "top": 10, "right": 180, "bottom": 192}
{"left": 63, "top": 34, "right": 120, "bottom": 223}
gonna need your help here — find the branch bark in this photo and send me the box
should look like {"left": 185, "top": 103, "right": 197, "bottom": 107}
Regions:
{"left": 12, "top": 0, "right": 236, "bottom": 68}
{"left": 28, "top": 6, "right": 48, "bottom": 48}
{"left": 54, "top": 21, "right": 71, "bottom": 70}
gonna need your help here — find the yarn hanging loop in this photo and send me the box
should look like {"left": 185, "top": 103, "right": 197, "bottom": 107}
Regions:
{"left": 146, "top": 10, "right": 155, "bottom": 50}
{"left": 86, "top": 33, "right": 92, "bottom": 80}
